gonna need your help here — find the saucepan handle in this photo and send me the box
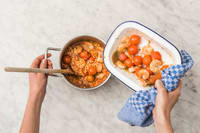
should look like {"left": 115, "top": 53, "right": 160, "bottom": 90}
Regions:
{"left": 45, "top": 47, "right": 62, "bottom": 77}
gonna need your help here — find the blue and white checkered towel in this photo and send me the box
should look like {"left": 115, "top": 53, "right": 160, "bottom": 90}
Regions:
{"left": 117, "top": 50, "right": 194, "bottom": 127}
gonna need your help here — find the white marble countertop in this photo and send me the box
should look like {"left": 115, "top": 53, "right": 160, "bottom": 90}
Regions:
{"left": 0, "top": 0, "right": 200, "bottom": 133}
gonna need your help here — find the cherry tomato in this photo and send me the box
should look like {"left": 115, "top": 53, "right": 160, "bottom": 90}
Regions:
{"left": 119, "top": 53, "right": 128, "bottom": 61}
{"left": 133, "top": 56, "right": 143, "bottom": 66}
{"left": 143, "top": 55, "right": 152, "bottom": 66}
{"left": 86, "top": 75, "right": 94, "bottom": 82}
{"left": 88, "top": 66, "right": 97, "bottom": 75}
{"left": 161, "top": 65, "right": 169, "bottom": 70}
{"left": 89, "top": 57, "right": 95, "bottom": 61}
{"left": 128, "top": 45, "right": 138, "bottom": 55}
{"left": 130, "top": 35, "right": 141, "bottom": 45}
{"left": 124, "top": 58, "right": 133, "bottom": 68}
{"left": 151, "top": 51, "right": 161, "bottom": 60}
{"left": 80, "top": 51, "right": 90, "bottom": 60}
{"left": 63, "top": 55, "right": 71, "bottom": 64}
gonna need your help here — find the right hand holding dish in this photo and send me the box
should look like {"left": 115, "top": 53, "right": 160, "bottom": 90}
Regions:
{"left": 153, "top": 80, "right": 182, "bottom": 133}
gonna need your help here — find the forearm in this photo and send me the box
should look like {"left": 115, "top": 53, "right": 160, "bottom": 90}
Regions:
{"left": 20, "top": 95, "right": 43, "bottom": 133}
{"left": 154, "top": 112, "right": 174, "bottom": 133}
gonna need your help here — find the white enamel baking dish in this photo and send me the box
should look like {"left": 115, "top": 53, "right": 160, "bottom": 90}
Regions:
{"left": 104, "top": 21, "right": 182, "bottom": 91}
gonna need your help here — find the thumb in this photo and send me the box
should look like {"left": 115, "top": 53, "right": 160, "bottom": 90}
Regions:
{"left": 155, "top": 80, "right": 167, "bottom": 94}
{"left": 40, "top": 59, "right": 48, "bottom": 69}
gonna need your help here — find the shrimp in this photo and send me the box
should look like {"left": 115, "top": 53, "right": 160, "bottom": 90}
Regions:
{"left": 121, "top": 36, "right": 130, "bottom": 44}
{"left": 116, "top": 61, "right": 126, "bottom": 69}
{"left": 90, "top": 49, "right": 98, "bottom": 58}
{"left": 74, "top": 46, "right": 83, "bottom": 55}
{"left": 128, "top": 66, "right": 135, "bottom": 73}
{"left": 96, "top": 63, "right": 103, "bottom": 72}
{"left": 96, "top": 73, "right": 105, "bottom": 79}
{"left": 148, "top": 72, "right": 162, "bottom": 85}
{"left": 137, "top": 69, "right": 150, "bottom": 80}
{"left": 125, "top": 51, "right": 133, "bottom": 59}
{"left": 139, "top": 78, "right": 148, "bottom": 87}
{"left": 118, "top": 44, "right": 127, "bottom": 52}
{"left": 82, "top": 41, "right": 94, "bottom": 52}
{"left": 118, "top": 37, "right": 131, "bottom": 52}
{"left": 141, "top": 41, "right": 154, "bottom": 55}
{"left": 128, "top": 66, "right": 140, "bottom": 73}
{"left": 97, "top": 51, "right": 103, "bottom": 63}
{"left": 150, "top": 59, "right": 162, "bottom": 73}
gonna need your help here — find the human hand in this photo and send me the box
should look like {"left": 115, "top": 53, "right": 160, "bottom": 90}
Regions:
{"left": 29, "top": 54, "right": 53, "bottom": 104}
{"left": 153, "top": 80, "right": 182, "bottom": 133}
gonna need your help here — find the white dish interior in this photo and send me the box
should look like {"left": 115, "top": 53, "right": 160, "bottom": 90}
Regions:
{"left": 104, "top": 21, "right": 182, "bottom": 91}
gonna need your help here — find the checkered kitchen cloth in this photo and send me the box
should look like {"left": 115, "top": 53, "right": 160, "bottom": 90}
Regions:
{"left": 117, "top": 50, "right": 194, "bottom": 127}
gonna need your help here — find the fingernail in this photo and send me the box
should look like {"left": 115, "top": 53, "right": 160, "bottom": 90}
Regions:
{"left": 157, "top": 80, "right": 165, "bottom": 89}
{"left": 155, "top": 80, "right": 161, "bottom": 88}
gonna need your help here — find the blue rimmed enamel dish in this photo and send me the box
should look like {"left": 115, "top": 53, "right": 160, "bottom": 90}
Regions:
{"left": 104, "top": 21, "right": 182, "bottom": 91}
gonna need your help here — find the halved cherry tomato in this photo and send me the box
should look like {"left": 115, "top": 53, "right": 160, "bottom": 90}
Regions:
{"left": 143, "top": 55, "right": 152, "bottom": 66}
{"left": 80, "top": 51, "right": 90, "bottom": 60}
{"left": 89, "top": 57, "right": 95, "bottom": 61}
{"left": 124, "top": 58, "right": 133, "bottom": 67}
{"left": 128, "top": 45, "right": 138, "bottom": 55}
{"left": 130, "top": 35, "right": 141, "bottom": 45}
{"left": 161, "top": 65, "right": 169, "bottom": 70}
{"left": 151, "top": 51, "right": 161, "bottom": 60}
{"left": 88, "top": 66, "right": 97, "bottom": 75}
{"left": 133, "top": 56, "right": 143, "bottom": 66}
{"left": 119, "top": 53, "right": 128, "bottom": 61}
{"left": 63, "top": 55, "right": 71, "bottom": 64}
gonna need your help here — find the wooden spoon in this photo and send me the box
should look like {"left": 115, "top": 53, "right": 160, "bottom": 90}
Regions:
{"left": 4, "top": 67, "right": 75, "bottom": 75}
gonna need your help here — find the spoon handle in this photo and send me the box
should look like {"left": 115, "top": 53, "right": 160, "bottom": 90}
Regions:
{"left": 4, "top": 67, "right": 74, "bottom": 74}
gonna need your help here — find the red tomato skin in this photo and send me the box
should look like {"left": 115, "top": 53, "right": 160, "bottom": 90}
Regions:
{"left": 151, "top": 51, "right": 161, "bottom": 60}
{"left": 130, "top": 35, "right": 141, "bottom": 45}
{"left": 143, "top": 55, "right": 152, "bottom": 66}
{"left": 128, "top": 45, "right": 138, "bottom": 55}
{"left": 80, "top": 51, "right": 90, "bottom": 60}
{"left": 119, "top": 53, "right": 128, "bottom": 61}
{"left": 133, "top": 56, "right": 143, "bottom": 66}
{"left": 124, "top": 58, "right": 134, "bottom": 68}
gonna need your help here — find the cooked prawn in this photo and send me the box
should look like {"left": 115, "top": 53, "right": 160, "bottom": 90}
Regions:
{"left": 97, "top": 51, "right": 103, "bottom": 63}
{"left": 128, "top": 66, "right": 140, "bottom": 73}
{"left": 74, "top": 46, "right": 83, "bottom": 55}
{"left": 82, "top": 41, "right": 94, "bottom": 51}
{"left": 116, "top": 61, "right": 126, "bottom": 69}
{"left": 150, "top": 59, "right": 162, "bottom": 73}
{"left": 125, "top": 51, "right": 133, "bottom": 59}
{"left": 121, "top": 36, "right": 130, "bottom": 44}
{"left": 139, "top": 78, "right": 148, "bottom": 87}
{"left": 118, "top": 36, "right": 131, "bottom": 52}
{"left": 148, "top": 72, "right": 162, "bottom": 85}
{"left": 141, "top": 41, "right": 154, "bottom": 55}
{"left": 96, "top": 73, "right": 105, "bottom": 79}
{"left": 137, "top": 69, "right": 150, "bottom": 80}
{"left": 96, "top": 63, "right": 103, "bottom": 72}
